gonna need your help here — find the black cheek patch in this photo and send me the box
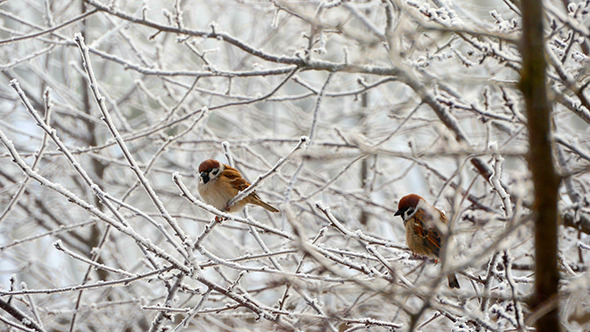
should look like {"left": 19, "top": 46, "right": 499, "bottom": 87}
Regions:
{"left": 201, "top": 172, "right": 210, "bottom": 184}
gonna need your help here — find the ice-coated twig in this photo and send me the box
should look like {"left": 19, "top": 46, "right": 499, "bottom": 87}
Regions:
{"left": 1, "top": 0, "right": 587, "bottom": 329}
{"left": 171, "top": 288, "right": 211, "bottom": 332}
{"left": 244, "top": 209, "right": 337, "bottom": 332}
{"left": 0, "top": 220, "right": 97, "bottom": 251}
{"left": 193, "top": 217, "right": 222, "bottom": 249}
{"left": 149, "top": 273, "right": 185, "bottom": 332}
{"left": 197, "top": 245, "right": 347, "bottom": 282}
{"left": 480, "top": 252, "right": 499, "bottom": 315}
{"left": 172, "top": 173, "right": 293, "bottom": 239}
{"left": 315, "top": 201, "right": 406, "bottom": 250}
{"left": 502, "top": 250, "right": 524, "bottom": 330}
{"left": 74, "top": 34, "right": 193, "bottom": 259}
{"left": 490, "top": 143, "right": 513, "bottom": 217}
{"left": 0, "top": 127, "right": 190, "bottom": 273}
{"left": 0, "top": 297, "right": 46, "bottom": 332}
{"left": 22, "top": 282, "right": 44, "bottom": 331}
{"left": 0, "top": 267, "right": 171, "bottom": 296}
{"left": 366, "top": 245, "right": 398, "bottom": 283}
{"left": 0, "top": 8, "right": 98, "bottom": 45}
{"left": 8, "top": 80, "right": 191, "bottom": 267}
{"left": 308, "top": 72, "right": 333, "bottom": 143}
{"left": 277, "top": 228, "right": 326, "bottom": 311}
{"left": 0, "top": 88, "right": 52, "bottom": 224}
{"left": 0, "top": 313, "right": 36, "bottom": 332}
{"left": 222, "top": 141, "right": 234, "bottom": 167}
{"left": 226, "top": 136, "right": 308, "bottom": 210}
{"left": 199, "top": 248, "right": 297, "bottom": 269}
{"left": 53, "top": 240, "right": 135, "bottom": 277}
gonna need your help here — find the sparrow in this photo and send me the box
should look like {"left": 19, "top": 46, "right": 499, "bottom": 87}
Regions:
{"left": 197, "top": 159, "right": 279, "bottom": 214}
{"left": 394, "top": 194, "right": 460, "bottom": 289}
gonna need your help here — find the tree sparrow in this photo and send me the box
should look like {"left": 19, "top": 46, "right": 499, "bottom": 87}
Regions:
{"left": 197, "top": 159, "right": 279, "bottom": 214}
{"left": 394, "top": 194, "right": 460, "bottom": 289}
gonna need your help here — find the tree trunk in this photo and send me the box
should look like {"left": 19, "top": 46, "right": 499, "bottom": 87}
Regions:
{"left": 519, "top": 1, "right": 561, "bottom": 331}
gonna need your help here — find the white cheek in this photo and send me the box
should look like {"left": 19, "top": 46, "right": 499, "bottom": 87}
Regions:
{"left": 403, "top": 210, "right": 412, "bottom": 221}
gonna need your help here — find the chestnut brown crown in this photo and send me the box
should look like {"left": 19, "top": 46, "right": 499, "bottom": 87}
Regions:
{"left": 394, "top": 194, "right": 423, "bottom": 217}
{"left": 199, "top": 159, "right": 221, "bottom": 173}
{"left": 398, "top": 194, "right": 422, "bottom": 209}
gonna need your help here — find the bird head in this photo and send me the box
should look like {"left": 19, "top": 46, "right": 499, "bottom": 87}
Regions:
{"left": 198, "top": 159, "right": 224, "bottom": 184}
{"left": 394, "top": 194, "right": 423, "bottom": 221}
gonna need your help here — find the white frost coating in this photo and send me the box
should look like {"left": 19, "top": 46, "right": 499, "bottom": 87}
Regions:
{"left": 452, "top": 316, "right": 470, "bottom": 332}
{"left": 567, "top": 2, "right": 577, "bottom": 13}
{"left": 314, "top": 201, "right": 325, "bottom": 210}
{"left": 578, "top": 241, "right": 590, "bottom": 250}
{"left": 52, "top": 239, "right": 63, "bottom": 250}
{"left": 489, "top": 143, "right": 512, "bottom": 217}
{"left": 1, "top": 1, "right": 587, "bottom": 330}
{"left": 571, "top": 51, "right": 588, "bottom": 62}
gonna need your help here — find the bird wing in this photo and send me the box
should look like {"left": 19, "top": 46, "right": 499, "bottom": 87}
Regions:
{"left": 222, "top": 165, "right": 262, "bottom": 200}
{"left": 412, "top": 207, "right": 442, "bottom": 257}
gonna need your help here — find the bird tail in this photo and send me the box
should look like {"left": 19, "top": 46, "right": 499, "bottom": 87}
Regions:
{"left": 256, "top": 200, "right": 280, "bottom": 213}
{"left": 447, "top": 273, "right": 460, "bottom": 289}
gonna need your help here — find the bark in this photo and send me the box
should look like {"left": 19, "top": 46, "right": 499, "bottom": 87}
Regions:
{"left": 519, "top": 1, "right": 561, "bottom": 331}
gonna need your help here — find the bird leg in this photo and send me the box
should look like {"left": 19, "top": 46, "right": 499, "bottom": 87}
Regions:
{"left": 215, "top": 205, "right": 233, "bottom": 222}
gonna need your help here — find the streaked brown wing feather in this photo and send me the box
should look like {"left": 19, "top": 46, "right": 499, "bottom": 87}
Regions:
{"left": 412, "top": 207, "right": 442, "bottom": 257}
{"left": 223, "top": 165, "right": 262, "bottom": 200}
{"left": 229, "top": 177, "right": 251, "bottom": 192}
{"left": 220, "top": 164, "right": 278, "bottom": 212}
{"left": 221, "top": 166, "right": 245, "bottom": 181}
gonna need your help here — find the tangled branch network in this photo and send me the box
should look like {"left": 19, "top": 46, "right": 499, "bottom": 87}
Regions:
{"left": 0, "top": 0, "right": 589, "bottom": 331}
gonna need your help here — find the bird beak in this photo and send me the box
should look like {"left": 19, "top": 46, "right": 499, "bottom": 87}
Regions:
{"left": 394, "top": 210, "right": 401, "bottom": 216}
{"left": 200, "top": 171, "right": 210, "bottom": 184}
